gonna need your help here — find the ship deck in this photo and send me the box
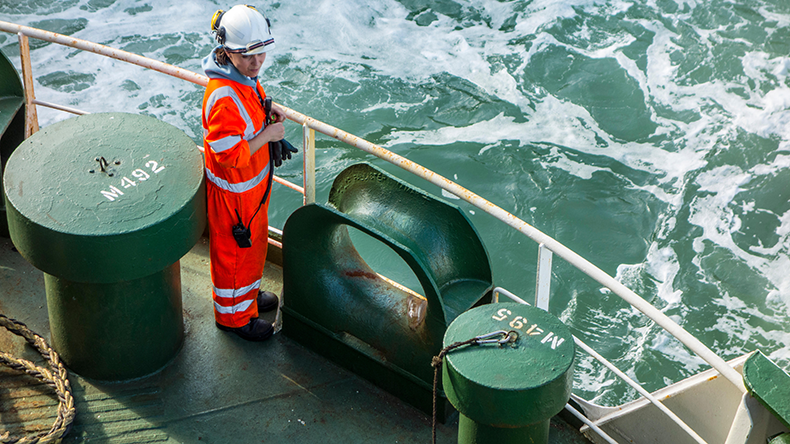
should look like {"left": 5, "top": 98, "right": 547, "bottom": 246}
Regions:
{"left": 0, "top": 235, "right": 591, "bottom": 443}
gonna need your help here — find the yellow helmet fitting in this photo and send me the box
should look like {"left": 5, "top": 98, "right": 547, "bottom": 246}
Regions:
{"left": 210, "top": 9, "right": 224, "bottom": 32}
{"left": 210, "top": 9, "right": 226, "bottom": 44}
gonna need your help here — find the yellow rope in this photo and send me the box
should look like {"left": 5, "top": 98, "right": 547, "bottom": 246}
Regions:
{"left": 0, "top": 315, "right": 75, "bottom": 444}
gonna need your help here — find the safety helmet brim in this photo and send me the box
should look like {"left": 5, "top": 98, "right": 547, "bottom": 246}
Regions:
{"left": 226, "top": 38, "right": 275, "bottom": 56}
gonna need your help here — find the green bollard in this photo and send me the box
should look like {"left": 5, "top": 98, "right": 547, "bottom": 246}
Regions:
{"left": 3, "top": 113, "right": 205, "bottom": 380}
{"left": 771, "top": 435, "right": 790, "bottom": 444}
{"left": 442, "top": 303, "right": 575, "bottom": 444}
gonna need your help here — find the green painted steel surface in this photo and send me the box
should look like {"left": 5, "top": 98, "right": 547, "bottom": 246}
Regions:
{"left": 327, "top": 163, "right": 494, "bottom": 324}
{"left": 282, "top": 162, "right": 493, "bottom": 418}
{"left": 457, "top": 416, "right": 548, "bottom": 443}
{"left": 443, "top": 303, "right": 574, "bottom": 443}
{"left": 3, "top": 112, "right": 205, "bottom": 380}
{"left": 44, "top": 263, "right": 184, "bottom": 380}
{"left": 743, "top": 351, "right": 790, "bottom": 429}
{"left": 0, "top": 49, "right": 25, "bottom": 238}
{"left": 770, "top": 434, "right": 790, "bottom": 444}
{"left": 3, "top": 112, "right": 206, "bottom": 283}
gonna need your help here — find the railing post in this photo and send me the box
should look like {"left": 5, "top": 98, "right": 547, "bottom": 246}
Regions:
{"left": 535, "top": 243, "right": 552, "bottom": 311}
{"left": 17, "top": 32, "right": 39, "bottom": 138}
{"left": 302, "top": 121, "right": 315, "bottom": 205}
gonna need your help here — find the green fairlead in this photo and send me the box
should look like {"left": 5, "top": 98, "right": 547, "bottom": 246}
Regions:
{"left": 3, "top": 112, "right": 206, "bottom": 380}
{"left": 442, "top": 303, "right": 575, "bottom": 444}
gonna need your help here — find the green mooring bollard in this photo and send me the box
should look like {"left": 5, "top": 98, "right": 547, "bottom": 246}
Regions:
{"left": 771, "top": 434, "right": 790, "bottom": 444}
{"left": 442, "top": 303, "right": 575, "bottom": 444}
{"left": 3, "top": 113, "right": 205, "bottom": 380}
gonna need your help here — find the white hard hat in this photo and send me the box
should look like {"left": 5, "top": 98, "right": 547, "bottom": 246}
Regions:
{"left": 211, "top": 5, "right": 275, "bottom": 55}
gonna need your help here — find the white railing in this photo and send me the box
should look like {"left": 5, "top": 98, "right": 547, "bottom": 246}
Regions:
{"left": 0, "top": 20, "right": 746, "bottom": 444}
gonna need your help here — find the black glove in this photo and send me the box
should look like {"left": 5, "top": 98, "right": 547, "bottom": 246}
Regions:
{"left": 270, "top": 138, "right": 298, "bottom": 168}
{"left": 280, "top": 138, "right": 298, "bottom": 163}
{"left": 270, "top": 140, "right": 283, "bottom": 167}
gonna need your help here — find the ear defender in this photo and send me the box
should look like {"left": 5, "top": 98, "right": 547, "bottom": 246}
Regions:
{"left": 210, "top": 9, "right": 226, "bottom": 45}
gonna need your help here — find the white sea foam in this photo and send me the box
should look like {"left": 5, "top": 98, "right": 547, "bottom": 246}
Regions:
{"left": 386, "top": 94, "right": 708, "bottom": 198}
{"left": 6, "top": 0, "right": 790, "bottom": 403}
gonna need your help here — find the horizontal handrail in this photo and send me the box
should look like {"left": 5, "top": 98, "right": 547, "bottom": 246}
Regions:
{"left": 492, "top": 287, "right": 529, "bottom": 305}
{"left": 0, "top": 21, "right": 207, "bottom": 86}
{"left": 0, "top": 21, "right": 745, "bottom": 393}
{"left": 27, "top": 95, "right": 305, "bottom": 196}
{"left": 32, "top": 99, "right": 87, "bottom": 115}
{"left": 564, "top": 404, "right": 619, "bottom": 444}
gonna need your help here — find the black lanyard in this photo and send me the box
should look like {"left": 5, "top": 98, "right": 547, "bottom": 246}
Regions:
{"left": 231, "top": 83, "right": 275, "bottom": 248}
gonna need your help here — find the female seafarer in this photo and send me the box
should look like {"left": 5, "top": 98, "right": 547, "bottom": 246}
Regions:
{"left": 201, "top": 4, "right": 296, "bottom": 341}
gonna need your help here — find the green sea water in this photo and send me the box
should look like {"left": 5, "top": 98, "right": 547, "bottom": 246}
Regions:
{"left": 2, "top": 0, "right": 790, "bottom": 406}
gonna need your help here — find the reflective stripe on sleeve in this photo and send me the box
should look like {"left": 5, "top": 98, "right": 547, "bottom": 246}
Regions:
{"left": 204, "top": 85, "right": 255, "bottom": 138}
{"left": 208, "top": 134, "right": 242, "bottom": 153}
{"left": 205, "top": 162, "right": 271, "bottom": 193}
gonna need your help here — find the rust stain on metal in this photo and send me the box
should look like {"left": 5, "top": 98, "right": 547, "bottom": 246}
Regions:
{"left": 45, "top": 213, "right": 63, "bottom": 226}
{"left": 0, "top": 372, "right": 59, "bottom": 436}
{"left": 345, "top": 270, "right": 378, "bottom": 280}
{"left": 406, "top": 295, "right": 427, "bottom": 330}
{"left": 375, "top": 273, "right": 428, "bottom": 330}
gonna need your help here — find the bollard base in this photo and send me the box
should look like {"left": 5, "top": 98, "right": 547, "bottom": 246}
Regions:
{"left": 458, "top": 414, "right": 548, "bottom": 444}
{"left": 45, "top": 262, "right": 184, "bottom": 381}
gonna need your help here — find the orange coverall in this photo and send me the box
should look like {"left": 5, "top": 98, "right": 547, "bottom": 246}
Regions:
{"left": 202, "top": 76, "right": 271, "bottom": 328}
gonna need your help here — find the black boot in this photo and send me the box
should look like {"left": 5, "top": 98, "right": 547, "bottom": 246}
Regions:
{"left": 216, "top": 318, "right": 274, "bottom": 341}
{"left": 257, "top": 290, "right": 279, "bottom": 312}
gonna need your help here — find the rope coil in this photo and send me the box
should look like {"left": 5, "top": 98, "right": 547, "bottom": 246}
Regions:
{"left": 430, "top": 330, "right": 518, "bottom": 443}
{"left": 0, "top": 315, "right": 75, "bottom": 444}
